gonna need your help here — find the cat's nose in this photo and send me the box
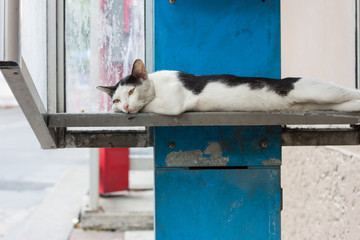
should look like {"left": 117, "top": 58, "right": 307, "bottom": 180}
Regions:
{"left": 123, "top": 104, "right": 129, "bottom": 111}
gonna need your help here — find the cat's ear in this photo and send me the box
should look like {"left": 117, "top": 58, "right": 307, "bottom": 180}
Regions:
{"left": 96, "top": 85, "right": 116, "bottom": 97}
{"left": 131, "top": 59, "right": 148, "bottom": 80}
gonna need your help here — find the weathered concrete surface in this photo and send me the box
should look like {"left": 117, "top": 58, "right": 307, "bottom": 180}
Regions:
{"left": 282, "top": 146, "right": 360, "bottom": 240}
{"left": 80, "top": 190, "right": 154, "bottom": 231}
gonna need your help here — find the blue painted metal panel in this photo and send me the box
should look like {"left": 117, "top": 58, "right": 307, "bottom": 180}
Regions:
{"left": 154, "top": 126, "right": 281, "bottom": 167}
{"left": 153, "top": 0, "right": 282, "bottom": 239}
{"left": 155, "top": 0, "right": 280, "bottom": 78}
{"left": 155, "top": 168, "right": 281, "bottom": 239}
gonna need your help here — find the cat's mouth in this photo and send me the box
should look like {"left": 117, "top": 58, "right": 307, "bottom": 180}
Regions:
{"left": 116, "top": 108, "right": 140, "bottom": 114}
{"left": 128, "top": 108, "right": 140, "bottom": 114}
{"left": 112, "top": 104, "right": 141, "bottom": 114}
{"left": 127, "top": 105, "right": 143, "bottom": 114}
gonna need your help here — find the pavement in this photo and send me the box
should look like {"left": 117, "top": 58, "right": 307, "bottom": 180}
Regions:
{"left": 0, "top": 74, "right": 17, "bottom": 108}
{"left": 0, "top": 106, "right": 154, "bottom": 240}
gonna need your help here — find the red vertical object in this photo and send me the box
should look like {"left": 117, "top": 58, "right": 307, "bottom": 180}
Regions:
{"left": 99, "top": 148, "right": 130, "bottom": 194}
{"left": 98, "top": 0, "right": 130, "bottom": 194}
{"left": 123, "top": 0, "right": 131, "bottom": 34}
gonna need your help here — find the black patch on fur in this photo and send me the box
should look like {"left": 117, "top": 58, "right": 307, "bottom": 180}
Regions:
{"left": 178, "top": 72, "right": 300, "bottom": 96}
{"left": 119, "top": 75, "right": 143, "bottom": 87}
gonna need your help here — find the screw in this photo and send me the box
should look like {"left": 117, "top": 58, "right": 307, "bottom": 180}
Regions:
{"left": 260, "top": 140, "right": 268, "bottom": 149}
{"left": 169, "top": 142, "right": 176, "bottom": 149}
{"left": 169, "top": 0, "right": 176, "bottom": 4}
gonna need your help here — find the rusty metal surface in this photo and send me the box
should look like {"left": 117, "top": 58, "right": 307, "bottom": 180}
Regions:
{"left": 154, "top": 126, "right": 282, "bottom": 167}
{"left": 59, "top": 130, "right": 151, "bottom": 148}
{"left": 165, "top": 142, "right": 230, "bottom": 167}
{"left": 282, "top": 127, "right": 360, "bottom": 146}
{"left": 154, "top": 126, "right": 281, "bottom": 239}
{"left": 56, "top": 127, "right": 360, "bottom": 148}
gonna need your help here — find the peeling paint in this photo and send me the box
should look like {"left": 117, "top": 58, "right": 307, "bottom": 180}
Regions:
{"left": 262, "top": 158, "right": 281, "bottom": 166}
{"left": 165, "top": 142, "right": 229, "bottom": 167}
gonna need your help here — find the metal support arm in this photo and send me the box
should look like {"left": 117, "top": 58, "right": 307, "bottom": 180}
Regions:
{"left": 0, "top": 60, "right": 57, "bottom": 148}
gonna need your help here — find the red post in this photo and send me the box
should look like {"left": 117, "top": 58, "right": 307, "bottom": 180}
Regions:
{"left": 123, "top": 0, "right": 132, "bottom": 34}
{"left": 99, "top": 148, "right": 130, "bottom": 194}
{"left": 98, "top": 0, "right": 130, "bottom": 194}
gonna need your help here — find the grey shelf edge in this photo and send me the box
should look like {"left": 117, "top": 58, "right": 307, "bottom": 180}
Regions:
{"left": 59, "top": 127, "right": 360, "bottom": 148}
{"left": 50, "top": 111, "right": 360, "bottom": 148}
{"left": 48, "top": 111, "right": 360, "bottom": 127}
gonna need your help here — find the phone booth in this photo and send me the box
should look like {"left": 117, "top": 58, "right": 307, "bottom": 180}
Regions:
{"left": 153, "top": 1, "right": 281, "bottom": 238}
{"left": 1, "top": 0, "right": 360, "bottom": 239}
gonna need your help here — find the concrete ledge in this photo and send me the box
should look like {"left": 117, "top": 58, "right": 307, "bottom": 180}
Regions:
{"left": 80, "top": 190, "right": 154, "bottom": 231}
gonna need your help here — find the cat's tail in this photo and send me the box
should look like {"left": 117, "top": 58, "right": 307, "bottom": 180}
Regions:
{"left": 291, "top": 100, "right": 360, "bottom": 112}
{"left": 291, "top": 78, "right": 360, "bottom": 104}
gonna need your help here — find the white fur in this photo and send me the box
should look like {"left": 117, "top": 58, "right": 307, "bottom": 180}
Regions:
{"left": 111, "top": 71, "right": 360, "bottom": 115}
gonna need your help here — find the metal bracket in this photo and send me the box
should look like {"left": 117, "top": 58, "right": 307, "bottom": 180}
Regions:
{"left": 0, "top": 60, "right": 57, "bottom": 148}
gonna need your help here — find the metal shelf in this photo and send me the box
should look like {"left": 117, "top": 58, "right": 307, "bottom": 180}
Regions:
{"left": 2, "top": 61, "right": 360, "bottom": 148}
{"left": 48, "top": 111, "right": 360, "bottom": 127}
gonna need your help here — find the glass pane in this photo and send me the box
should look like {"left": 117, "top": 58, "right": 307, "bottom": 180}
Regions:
{"left": 20, "top": 0, "right": 47, "bottom": 108}
{"left": 65, "top": 0, "right": 145, "bottom": 113}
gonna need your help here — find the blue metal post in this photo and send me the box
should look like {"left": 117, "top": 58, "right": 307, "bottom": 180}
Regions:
{"left": 153, "top": 0, "right": 281, "bottom": 239}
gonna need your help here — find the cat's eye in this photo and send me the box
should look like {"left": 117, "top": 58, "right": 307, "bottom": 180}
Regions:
{"left": 129, "top": 88, "right": 135, "bottom": 96}
{"left": 113, "top": 99, "right": 120, "bottom": 104}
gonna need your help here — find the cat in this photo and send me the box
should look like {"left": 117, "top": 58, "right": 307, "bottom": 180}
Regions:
{"left": 97, "top": 59, "right": 360, "bottom": 115}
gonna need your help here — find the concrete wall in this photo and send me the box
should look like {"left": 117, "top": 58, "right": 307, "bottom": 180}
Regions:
{"left": 282, "top": 147, "right": 360, "bottom": 239}
{"left": 281, "top": 1, "right": 360, "bottom": 239}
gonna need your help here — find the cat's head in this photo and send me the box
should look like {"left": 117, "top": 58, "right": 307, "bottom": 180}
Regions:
{"left": 97, "top": 59, "right": 154, "bottom": 114}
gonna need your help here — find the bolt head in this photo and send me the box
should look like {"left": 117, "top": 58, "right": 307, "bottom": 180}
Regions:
{"left": 169, "top": 142, "right": 176, "bottom": 149}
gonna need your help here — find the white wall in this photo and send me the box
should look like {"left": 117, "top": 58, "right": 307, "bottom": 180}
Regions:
{"left": 281, "top": 1, "right": 360, "bottom": 239}
{"left": 282, "top": 0, "right": 356, "bottom": 88}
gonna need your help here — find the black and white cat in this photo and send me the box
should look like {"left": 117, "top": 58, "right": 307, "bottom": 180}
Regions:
{"left": 97, "top": 59, "right": 360, "bottom": 115}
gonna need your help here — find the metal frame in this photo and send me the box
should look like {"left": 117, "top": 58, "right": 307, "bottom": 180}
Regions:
{"left": 55, "top": 127, "right": 360, "bottom": 148}
{"left": 0, "top": 0, "right": 4, "bottom": 60}
{"left": 56, "top": 0, "right": 65, "bottom": 114}
{"left": 357, "top": 0, "right": 360, "bottom": 88}
{"left": 47, "top": 0, "right": 57, "bottom": 113}
{"left": 1, "top": 1, "right": 360, "bottom": 149}
{"left": 48, "top": 111, "right": 360, "bottom": 127}
{"left": 282, "top": 127, "right": 360, "bottom": 146}
{"left": 0, "top": 60, "right": 57, "bottom": 148}
{"left": 3, "top": 0, "right": 19, "bottom": 62}
{"left": 49, "top": 111, "right": 360, "bottom": 148}
{"left": 145, "top": 0, "right": 154, "bottom": 72}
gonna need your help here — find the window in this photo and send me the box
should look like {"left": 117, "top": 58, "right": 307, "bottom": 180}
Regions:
{"left": 65, "top": 0, "right": 145, "bottom": 113}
